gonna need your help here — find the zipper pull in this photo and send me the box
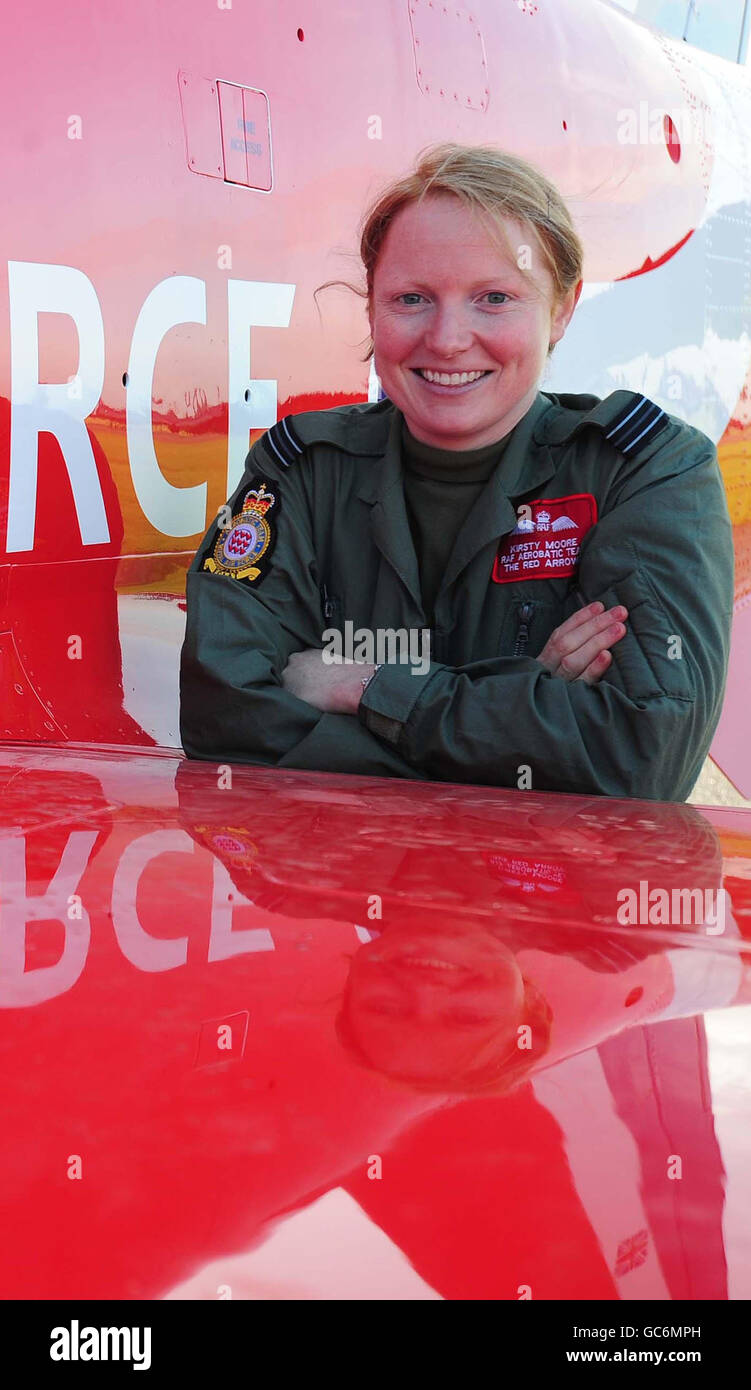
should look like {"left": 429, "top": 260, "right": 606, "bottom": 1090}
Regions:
{"left": 321, "top": 583, "right": 337, "bottom": 622}
{"left": 514, "top": 602, "right": 536, "bottom": 657}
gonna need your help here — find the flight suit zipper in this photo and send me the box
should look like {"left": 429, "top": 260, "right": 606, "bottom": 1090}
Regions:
{"left": 321, "top": 583, "right": 338, "bottom": 623}
{"left": 514, "top": 602, "right": 536, "bottom": 657}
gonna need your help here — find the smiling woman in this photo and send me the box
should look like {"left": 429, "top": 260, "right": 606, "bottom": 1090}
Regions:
{"left": 180, "top": 142, "right": 734, "bottom": 801}
{"left": 359, "top": 146, "right": 583, "bottom": 450}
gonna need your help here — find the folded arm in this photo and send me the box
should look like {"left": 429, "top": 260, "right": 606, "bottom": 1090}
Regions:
{"left": 179, "top": 443, "right": 427, "bottom": 779}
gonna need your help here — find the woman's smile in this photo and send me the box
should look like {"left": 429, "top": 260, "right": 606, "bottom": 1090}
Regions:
{"left": 411, "top": 366, "right": 495, "bottom": 393}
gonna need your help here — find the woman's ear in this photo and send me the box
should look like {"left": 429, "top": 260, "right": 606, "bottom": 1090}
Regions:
{"left": 549, "top": 277, "right": 584, "bottom": 350}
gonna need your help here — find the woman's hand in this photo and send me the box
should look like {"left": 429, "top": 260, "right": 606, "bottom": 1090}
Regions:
{"left": 536, "top": 602, "right": 628, "bottom": 685}
{"left": 283, "top": 602, "right": 628, "bottom": 708}
{"left": 281, "top": 649, "right": 375, "bottom": 714}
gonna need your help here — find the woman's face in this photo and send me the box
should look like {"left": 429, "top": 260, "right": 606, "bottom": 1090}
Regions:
{"left": 343, "top": 922, "right": 528, "bottom": 1083}
{"left": 369, "top": 193, "right": 581, "bottom": 450}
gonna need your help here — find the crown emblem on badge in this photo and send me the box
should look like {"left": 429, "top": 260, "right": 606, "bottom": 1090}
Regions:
{"left": 241, "top": 483, "right": 275, "bottom": 518}
{"left": 535, "top": 508, "right": 551, "bottom": 530}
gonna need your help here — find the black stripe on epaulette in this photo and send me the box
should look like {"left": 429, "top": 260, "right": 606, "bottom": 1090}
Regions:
{"left": 261, "top": 415, "right": 306, "bottom": 469}
{"left": 605, "top": 394, "right": 667, "bottom": 456}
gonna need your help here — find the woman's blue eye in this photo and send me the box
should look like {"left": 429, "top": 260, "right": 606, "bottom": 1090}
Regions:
{"left": 397, "top": 292, "right": 509, "bottom": 306}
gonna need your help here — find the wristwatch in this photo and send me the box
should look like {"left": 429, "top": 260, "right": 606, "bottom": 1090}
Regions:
{"left": 361, "top": 662, "right": 383, "bottom": 694}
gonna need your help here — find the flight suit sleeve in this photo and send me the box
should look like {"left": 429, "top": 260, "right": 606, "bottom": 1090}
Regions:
{"left": 179, "top": 439, "right": 426, "bottom": 779}
{"left": 359, "top": 421, "right": 734, "bottom": 801}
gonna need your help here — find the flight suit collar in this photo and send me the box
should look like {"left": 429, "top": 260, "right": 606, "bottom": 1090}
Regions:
{"left": 441, "top": 391, "right": 558, "bottom": 591}
{"left": 356, "top": 406, "right": 424, "bottom": 610}
{"left": 354, "top": 392, "right": 559, "bottom": 607}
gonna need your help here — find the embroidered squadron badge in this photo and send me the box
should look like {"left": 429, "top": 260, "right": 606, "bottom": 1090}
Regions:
{"left": 203, "top": 475, "right": 277, "bottom": 584}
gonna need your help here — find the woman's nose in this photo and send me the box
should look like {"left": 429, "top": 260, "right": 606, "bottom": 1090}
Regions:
{"left": 422, "top": 307, "right": 473, "bottom": 356}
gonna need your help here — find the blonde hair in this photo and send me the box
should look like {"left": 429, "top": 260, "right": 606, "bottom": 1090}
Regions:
{"left": 316, "top": 142, "right": 584, "bottom": 361}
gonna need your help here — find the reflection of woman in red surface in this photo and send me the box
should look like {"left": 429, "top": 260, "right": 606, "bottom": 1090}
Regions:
{"left": 165, "top": 762, "right": 739, "bottom": 1298}
{"left": 175, "top": 758, "right": 729, "bottom": 1093}
{"left": 4, "top": 757, "right": 736, "bottom": 1300}
{"left": 179, "top": 756, "right": 741, "bottom": 1055}
{"left": 339, "top": 921, "right": 551, "bottom": 1093}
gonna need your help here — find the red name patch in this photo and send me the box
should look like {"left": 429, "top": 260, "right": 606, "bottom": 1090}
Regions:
{"left": 492, "top": 493, "right": 597, "bottom": 584}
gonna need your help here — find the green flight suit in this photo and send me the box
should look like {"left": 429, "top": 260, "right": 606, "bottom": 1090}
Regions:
{"left": 179, "top": 389, "right": 734, "bottom": 801}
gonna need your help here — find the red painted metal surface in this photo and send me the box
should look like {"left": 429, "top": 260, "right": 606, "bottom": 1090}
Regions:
{"left": 178, "top": 71, "right": 224, "bottom": 180}
{"left": 1, "top": 742, "right": 750, "bottom": 1299}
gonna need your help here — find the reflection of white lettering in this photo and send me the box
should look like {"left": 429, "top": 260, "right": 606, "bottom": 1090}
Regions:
{"left": 0, "top": 827, "right": 284, "bottom": 1009}
{"left": 495, "top": 857, "right": 564, "bottom": 885}
{"left": 111, "top": 830, "right": 194, "bottom": 971}
{"left": 208, "top": 858, "right": 274, "bottom": 960}
{"left": 0, "top": 831, "right": 97, "bottom": 1006}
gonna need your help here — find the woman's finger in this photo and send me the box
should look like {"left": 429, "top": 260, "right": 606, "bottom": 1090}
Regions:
{"left": 558, "top": 621, "right": 626, "bottom": 679}
{"left": 558, "top": 600, "right": 605, "bottom": 633}
{"left": 537, "top": 604, "right": 627, "bottom": 675}
{"left": 553, "top": 606, "right": 627, "bottom": 660}
{"left": 575, "top": 648, "right": 613, "bottom": 686}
